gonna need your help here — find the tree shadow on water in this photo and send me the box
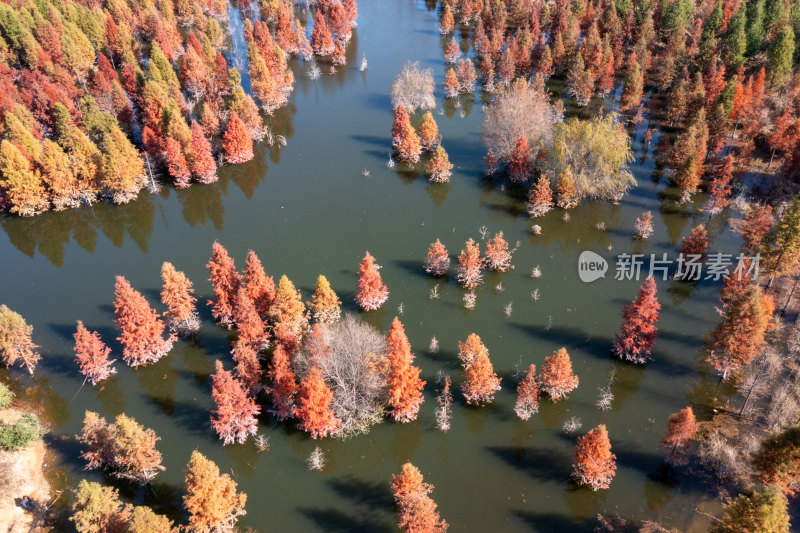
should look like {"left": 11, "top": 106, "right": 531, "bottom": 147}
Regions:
{"left": 486, "top": 445, "right": 572, "bottom": 484}
{"left": 297, "top": 506, "right": 395, "bottom": 533}
{"left": 514, "top": 509, "right": 595, "bottom": 532}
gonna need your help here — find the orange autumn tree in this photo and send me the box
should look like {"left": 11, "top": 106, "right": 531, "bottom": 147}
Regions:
{"left": 0, "top": 304, "right": 41, "bottom": 375}
{"left": 268, "top": 343, "right": 298, "bottom": 420}
{"left": 572, "top": 424, "right": 617, "bottom": 490}
{"left": 74, "top": 321, "right": 116, "bottom": 385}
{"left": 678, "top": 225, "right": 710, "bottom": 259}
{"left": 78, "top": 411, "right": 165, "bottom": 484}
{"left": 458, "top": 333, "right": 501, "bottom": 405}
{"left": 184, "top": 450, "right": 247, "bottom": 532}
{"left": 164, "top": 137, "right": 191, "bottom": 189}
{"left": 160, "top": 261, "right": 200, "bottom": 336}
{"left": 424, "top": 239, "right": 450, "bottom": 276}
{"left": 243, "top": 250, "right": 276, "bottom": 322}
{"left": 456, "top": 239, "right": 483, "bottom": 289}
{"left": 207, "top": 242, "right": 242, "bottom": 328}
{"left": 539, "top": 347, "right": 579, "bottom": 400}
{"left": 113, "top": 276, "right": 175, "bottom": 367}
{"left": 234, "top": 287, "right": 269, "bottom": 351}
{"left": 425, "top": 146, "right": 453, "bottom": 183}
{"left": 222, "top": 111, "right": 254, "bottom": 164}
{"left": 296, "top": 364, "right": 341, "bottom": 438}
{"left": 210, "top": 360, "right": 260, "bottom": 445}
{"left": 189, "top": 121, "right": 218, "bottom": 184}
{"left": 660, "top": 406, "right": 698, "bottom": 466}
{"left": 356, "top": 252, "right": 390, "bottom": 311}
{"left": 385, "top": 317, "right": 426, "bottom": 422}
{"left": 391, "top": 462, "right": 449, "bottom": 533}
{"left": 741, "top": 204, "right": 774, "bottom": 254}
{"left": 418, "top": 112, "right": 441, "bottom": 151}
{"left": 612, "top": 277, "right": 661, "bottom": 364}
{"left": 527, "top": 176, "right": 554, "bottom": 218}
{"left": 508, "top": 136, "right": 532, "bottom": 182}
{"left": 274, "top": 275, "right": 308, "bottom": 333}
{"left": 708, "top": 286, "right": 773, "bottom": 380}
{"left": 308, "top": 275, "right": 341, "bottom": 323}
{"left": 232, "top": 340, "right": 262, "bottom": 397}
{"left": 484, "top": 231, "right": 514, "bottom": 272}
{"left": 392, "top": 105, "right": 422, "bottom": 164}
{"left": 515, "top": 363, "right": 540, "bottom": 420}
{"left": 443, "top": 68, "right": 459, "bottom": 98}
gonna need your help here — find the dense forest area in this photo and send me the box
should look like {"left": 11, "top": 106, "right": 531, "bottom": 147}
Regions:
{"left": 1, "top": 0, "right": 800, "bottom": 530}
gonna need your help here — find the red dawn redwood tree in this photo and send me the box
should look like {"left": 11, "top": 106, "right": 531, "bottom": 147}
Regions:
{"left": 232, "top": 340, "right": 262, "bottom": 397}
{"left": 660, "top": 406, "right": 698, "bottom": 466}
{"left": 385, "top": 317, "right": 426, "bottom": 422}
{"left": 573, "top": 424, "right": 617, "bottom": 490}
{"left": 444, "top": 68, "right": 459, "bottom": 98}
{"left": 0, "top": 305, "right": 41, "bottom": 375}
{"left": 234, "top": 287, "right": 269, "bottom": 351}
{"left": 310, "top": 11, "right": 335, "bottom": 56}
{"left": 391, "top": 463, "right": 449, "bottom": 533}
{"left": 243, "top": 250, "right": 276, "bottom": 321}
{"left": 114, "top": 276, "right": 175, "bottom": 367}
{"left": 424, "top": 239, "right": 450, "bottom": 276}
{"left": 539, "top": 347, "right": 579, "bottom": 400}
{"left": 183, "top": 451, "right": 247, "bottom": 532}
{"left": 356, "top": 252, "right": 389, "bottom": 311}
{"left": 753, "top": 426, "right": 800, "bottom": 496}
{"left": 418, "top": 112, "right": 441, "bottom": 151}
{"left": 296, "top": 365, "right": 341, "bottom": 438}
{"left": 741, "top": 205, "right": 774, "bottom": 254}
{"left": 527, "top": 177, "right": 554, "bottom": 218}
{"left": 207, "top": 242, "right": 242, "bottom": 328}
{"left": 210, "top": 360, "right": 260, "bottom": 445}
{"left": 458, "top": 334, "right": 501, "bottom": 405}
{"left": 74, "top": 321, "right": 116, "bottom": 385}
{"left": 222, "top": 111, "right": 254, "bottom": 164}
{"left": 393, "top": 117, "right": 423, "bottom": 165}
{"left": 161, "top": 261, "right": 200, "bottom": 336}
{"left": 268, "top": 343, "right": 298, "bottom": 420}
{"left": 678, "top": 225, "right": 710, "bottom": 258}
{"left": 634, "top": 211, "right": 654, "bottom": 239}
{"left": 456, "top": 239, "right": 483, "bottom": 289}
{"left": 508, "top": 136, "right": 532, "bottom": 182}
{"left": 515, "top": 363, "right": 540, "bottom": 420}
{"left": 484, "top": 231, "right": 514, "bottom": 272}
{"left": 164, "top": 138, "right": 191, "bottom": 189}
{"left": 425, "top": 146, "right": 453, "bottom": 183}
{"left": 612, "top": 277, "right": 660, "bottom": 364}
{"left": 188, "top": 121, "right": 217, "bottom": 184}
{"left": 704, "top": 155, "right": 734, "bottom": 215}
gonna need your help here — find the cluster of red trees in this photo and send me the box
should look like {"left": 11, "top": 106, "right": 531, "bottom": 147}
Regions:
{"left": 309, "top": 0, "right": 358, "bottom": 65}
{"left": 424, "top": 232, "right": 516, "bottom": 288}
{"left": 0, "top": 0, "right": 359, "bottom": 216}
{"left": 392, "top": 104, "right": 453, "bottom": 182}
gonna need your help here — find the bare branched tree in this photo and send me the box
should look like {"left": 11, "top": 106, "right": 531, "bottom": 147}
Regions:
{"left": 391, "top": 62, "right": 435, "bottom": 112}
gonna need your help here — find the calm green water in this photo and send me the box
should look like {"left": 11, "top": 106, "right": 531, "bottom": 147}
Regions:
{"left": 0, "top": 1, "right": 750, "bottom": 531}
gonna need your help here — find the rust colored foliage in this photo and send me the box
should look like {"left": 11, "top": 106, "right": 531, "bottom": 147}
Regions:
{"left": 232, "top": 339, "right": 262, "bottom": 397}
{"left": 189, "top": 121, "right": 217, "bottom": 184}
{"left": 539, "top": 347, "right": 579, "bottom": 400}
{"left": 113, "top": 276, "right": 175, "bottom": 367}
{"left": 612, "top": 277, "right": 661, "bottom": 364}
{"left": 296, "top": 365, "right": 341, "bottom": 438}
{"left": 206, "top": 241, "right": 242, "bottom": 328}
{"left": 527, "top": 177, "right": 554, "bottom": 218}
{"left": 243, "top": 250, "right": 276, "bottom": 322}
{"left": 459, "top": 333, "right": 501, "bottom": 405}
{"left": 268, "top": 343, "right": 298, "bottom": 420}
{"left": 515, "top": 363, "right": 540, "bottom": 420}
{"left": 391, "top": 463, "right": 449, "bottom": 533}
{"left": 660, "top": 406, "right": 698, "bottom": 466}
{"left": 708, "top": 286, "right": 773, "bottom": 380}
{"left": 0, "top": 304, "right": 41, "bottom": 375}
{"left": 392, "top": 106, "right": 422, "bottom": 164}
{"left": 704, "top": 154, "right": 734, "bottom": 215}
{"left": 443, "top": 68, "right": 459, "bottom": 98}
{"left": 274, "top": 275, "right": 308, "bottom": 333}
{"left": 424, "top": 239, "right": 450, "bottom": 276}
{"left": 74, "top": 321, "right": 116, "bottom": 386}
{"left": 211, "top": 360, "right": 260, "bottom": 445}
{"left": 79, "top": 411, "right": 165, "bottom": 485}
{"left": 418, "top": 112, "right": 440, "bottom": 151}
{"left": 634, "top": 211, "right": 654, "bottom": 239}
{"left": 222, "top": 111, "right": 254, "bottom": 164}
{"left": 484, "top": 231, "right": 514, "bottom": 272}
{"left": 160, "top": 261, "right": 199, "bottom": 336}
{"left": 425, "top": 146, "right": 453, "bottom": 183}
{"left": 741, "top": 205, "right": 774, "bottom": 254}
{"left": 443, "top": 38, "right": 461, "bottom": 64}
{"left": 308, "top": 275, "right": 342, "bottom": 323}
{"left": 356, "top": 252, "right": 390, "bottom": 311}
{"left": 678, "top": 225, "right": 710, "bottom": 259}
{"left": 439, "top": 4, "right": 454, "bottom": 34}
{"left": 573, "top": 424, "right": 617, "bottom": 490}
{"left": 508, "top": 136, "right": 532, "bottom": 182}
{"left": 310, "top": 11, "right": 335, "bottom": 56}
{"left": 184, "top": 450, "right": 247, "bottom": 532}
{"left": 385, "top": 317, "right": 426, "bottom": 422}
{"left": 234, "top": 287, "right": 269, "bottom": 351}
{"left": 164, "top": 137, "right": 191, "bottom": 189}
{"left": 753, "top": 426, "right": 800, "bottom": 497}
{"left": 456, "top": 239, "right": 483, "bottom": 289}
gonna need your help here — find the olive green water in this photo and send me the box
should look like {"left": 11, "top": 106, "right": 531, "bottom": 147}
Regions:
{"left": 0, "top": 1, "right": 752, "bottom": 530}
